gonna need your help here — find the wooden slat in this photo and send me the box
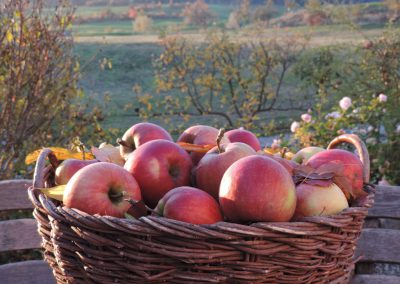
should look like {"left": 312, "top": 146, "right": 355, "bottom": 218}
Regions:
{"left": 367, "top": 186, "right": 400, "bottom": 219}
{"left": 0, "top": 179, "right": 33, "bottom": 211}
{"left": 0, "top": 219, "right": 41, "bottom": 252}
{"left": 351, "top": 274, "right": 400, "bottom": 284}
{"left": 355, "top": 228, "right": 400, "bottom": 263}
{"left": 0, "top": 260, "right": 55, "bottom": 284}
{"left": 356, "top": 262, "right": 400, "bottom": 276}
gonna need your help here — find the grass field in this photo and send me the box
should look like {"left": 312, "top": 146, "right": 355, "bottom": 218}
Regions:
{"left": 72, "top": 4, "right": 235, "bottom": 37}
{"left": 71, "top": 2, "right": 393, "bottom": 135}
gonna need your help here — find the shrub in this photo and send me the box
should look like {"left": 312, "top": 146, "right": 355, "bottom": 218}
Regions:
{"left": 133, "top": 10, "right": 153, "bottom": 32}
{"left": 133, "top": 32, "right": 308, "bottom": 134}
{"left": 182, "top": 0, "right": 216, "bottom": 27}
{"left": 291, "top": 27, "right": 400, "bottom": 185}
{"left": 0, "top": 0, "right": 113, "bottom": 179}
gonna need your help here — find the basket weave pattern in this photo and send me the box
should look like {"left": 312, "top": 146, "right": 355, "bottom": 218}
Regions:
{"left": 29, "top": 148, "right": 374, "bottom": 284}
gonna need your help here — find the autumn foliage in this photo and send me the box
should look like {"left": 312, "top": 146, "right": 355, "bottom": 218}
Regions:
{"left": 0, "top": 0, "right": 112, "bottom": 179}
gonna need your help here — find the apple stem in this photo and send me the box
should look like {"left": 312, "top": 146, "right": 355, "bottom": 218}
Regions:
{"left": 124, "top": 198, "right": 160, "bottom": 216}
{"left": 117, "top": 138, "right": 131, "bottom": 149}
{"left": 281, "top": 147, "right": 288, "bottom": 158}
{"left": 216, "top": 128, "right": 226, "bottom": 154}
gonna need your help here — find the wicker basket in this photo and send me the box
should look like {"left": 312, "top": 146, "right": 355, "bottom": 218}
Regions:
{"left": 28, "top": 134, "right": 375, "bottom": 283}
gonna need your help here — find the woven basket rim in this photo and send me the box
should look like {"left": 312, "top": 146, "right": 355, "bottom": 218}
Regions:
{"left": 28, "top": 183, "right": 375, "bottom": 239}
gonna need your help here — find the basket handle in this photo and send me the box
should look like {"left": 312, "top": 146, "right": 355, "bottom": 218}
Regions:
{"left": 32, "top": 148, "right": 59, "bottom": 194}
{"left": 327, "top": 134, "right": 370, "bottom": 183}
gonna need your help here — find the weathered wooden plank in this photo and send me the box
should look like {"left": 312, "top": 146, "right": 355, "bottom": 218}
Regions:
{"left": 364, "top": 218, "right": 400, "bottom": 230}
{"left": 355, "top": 228, "right": 400, "bottom": 263}
{"left": 367, "top": 186, "right": 400, "bottom": 219}
{"left": 351, "top": 274, "right": 400, "bottom": 284}
{"left": 0, "top": 219, "right": 41, "bottom": 252}
{"left": 0, "top": 260, "right": 55, "bottom": 284}
{"left": 356, "top": 262, "right": 400, "bottom": 276}
{"left": 0, "top": 179, "right": 33, "bottom": 211}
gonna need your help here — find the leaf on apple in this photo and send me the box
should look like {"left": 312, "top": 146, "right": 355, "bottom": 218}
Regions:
{"left": 39, "top": 184, "right": 66, "bottom": 201}
{"left": 294, "top": 161, "right": 355, "bottom": 200}
{"left": 303, "top": 179, "right": 334, "bottom": 187}
{"left": 25, "top": 147, "right": 95, "bottom": 165}
{"left": 293, "top": 164, "right": 336, "bottom": 186}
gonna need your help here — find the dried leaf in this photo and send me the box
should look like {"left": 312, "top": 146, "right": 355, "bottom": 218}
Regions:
{"left": 25, "top": 147, "right": 95, "bottom": 165}
{"left": 91, "top": 144, "right": 124, "bottom": 166}
{"left": 177, "top": 142, "right": 214, "bottom": 153}
{"left": 315, "top": 161, "right": 344, "bottom": 176}
{"left": 303, "top": 179, "right": 334, "bottom": 187}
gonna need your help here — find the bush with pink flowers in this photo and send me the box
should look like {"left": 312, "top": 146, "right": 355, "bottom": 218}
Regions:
{"left": 291, "top": 27, "right": 400, "bottom": 185}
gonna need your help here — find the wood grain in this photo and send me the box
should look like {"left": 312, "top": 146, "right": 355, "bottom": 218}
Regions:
{"left": 0, "top": 260, "right": 55, "bottom": 284}
{"left": 0, "top": 179, "right": 33, "bottom": 211}
{"left": 367, "top": 186, "right": 400, "bottom": 219}
{"left": 351, "top": 274, "right": 400, "bottom": 284}
{"left": 355, "top": 228, "right": 400, "bottom": 263}
{"left": 0, "top": 219, "right": 41, "bottom": 252}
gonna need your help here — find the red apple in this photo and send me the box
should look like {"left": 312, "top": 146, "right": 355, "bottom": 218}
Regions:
{"left": 306, "top": 149, "right": 366, "bottom": 200}
{"left": 55, "top": 159, "right": 98, "bottom": 185}
{"left": 292, "top": 182, "right": 349, "bottom": 220}
{"left": 219, "top": 155, "right": 296, "bottom": 223}
{"left": 177, "top": 125, "right": 229, "bottom": 165}
{"left": 292, "top": 146, "right": 325, "bottom": 164}
{"left": 119, "top": 122, "right": 173, "bottom": 159}
{"left": 195, "top": 142, "right": 256, "bottom": 199}
{"left": 124, "top": 139, "right": 193, "bottom": 208}
{"left": 155, "top": 186, "right": 223, "bottom": 225}
{"left": 225, "top": 128, "right": 261, "bottom": 151}
{"left": 63, "top": 162, "right": 142, "bottom": 218}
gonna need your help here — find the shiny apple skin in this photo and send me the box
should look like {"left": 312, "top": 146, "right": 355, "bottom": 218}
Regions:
{"left": 225, "top": 129, "right": 261, "bottom": 151}
{"left": 292, "top": 182, "right": 349, "bottom": 220}
{"left": 120, "top": 122, "right": 173, "bottom": 159}
{"left": 219, "top": 155, "right": 296, "bottom": 223}
{"left": 55, "top": 159, "right": 98, "bottom": 185}
{"left": 306, "top": 149, "right": 365, "bottom": 199}
{"left": 161, "top": 186, "right": 223, "bottom": 225}
{"left": 63, "top": 162, "right": 142, "bottom": 218}
{"left": 177, "top": 125, "right": 230, "bottom": 165}
{"left": 124, "top": 139, "right": 193, "bottom": 208}
{"left": 195, "top": 142, "right": 256, "bottom": 199}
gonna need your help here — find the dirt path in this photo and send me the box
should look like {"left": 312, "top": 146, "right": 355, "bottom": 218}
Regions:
{"left": 74, "top": 28, "right": 384, "bottom": 46}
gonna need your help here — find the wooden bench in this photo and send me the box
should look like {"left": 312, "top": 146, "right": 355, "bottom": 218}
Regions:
{"left": 0, "top": 179, "right": 55, "bottom": 284}
{"left": 0, "top": 179, "right": 399, "bottom": 283}
{"left": 351, "top": 185, "right": 400, "bottom": 284}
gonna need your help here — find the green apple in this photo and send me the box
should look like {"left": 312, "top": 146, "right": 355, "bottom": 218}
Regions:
{"left": 292, "top": 146, "right": 325, "bottom": 164}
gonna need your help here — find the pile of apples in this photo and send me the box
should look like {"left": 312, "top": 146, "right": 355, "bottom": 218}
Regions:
{"left": 56, "top": 122, "right": 368, "bottom": 225}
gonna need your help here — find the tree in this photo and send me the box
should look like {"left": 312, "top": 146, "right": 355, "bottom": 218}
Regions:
{"left": 384, "top": 0, "right": 400, "bottom": 20}
{"left": 253, "top": 0, "right": 277, "bottom": 25}
{"left": 182, "top": 0, "right": 216, "bottom": 27}
{"left": 133, "top": 9, "right": 153, "bottom": 32}
{"left": 0, "top": 0, "right": 111, "bottom": 179}
{"left": 135, "top": 32, "right": 308, "bottom": 133}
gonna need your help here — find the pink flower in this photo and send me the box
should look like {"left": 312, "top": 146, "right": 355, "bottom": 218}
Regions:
{"left": 290, "top": 121, "right": 300, "bottom": 133}
{"left": 378, "top": 178, "right": 391, "bottom": 186}
{"left": 301, "top": 113, "right": 312, "bottom": 123}
{"left": 378, "top": 93, "right": 387, "bottom": 102}
{"left": 396, "top": 124, "right": 400, "bottom": 133}
{"left": 271, "top": 138, "right": 281, "bottom": 149}
{"left": 325, "top": 111, "right": 341, "bottom": 119}
{"left": 339, "top": 97, "right": 352, "bottom": 111}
